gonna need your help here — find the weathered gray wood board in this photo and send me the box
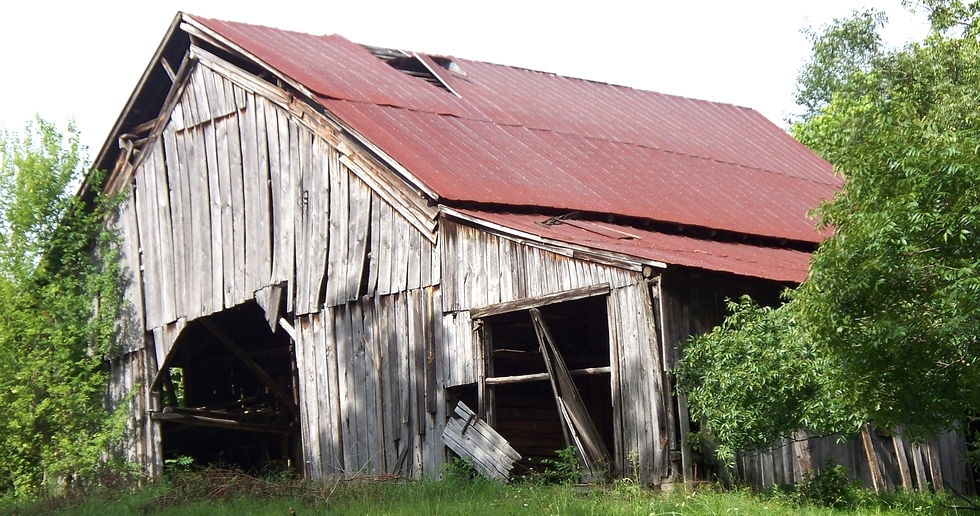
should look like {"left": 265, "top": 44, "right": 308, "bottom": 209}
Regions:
{"left": 106, "top": 347, "right": 162, "bottom": 478}
{"left": 124, "top": 59, "right": 438, "bottom": 364}
{"left": 440, "top": 218, "right": 669, "bottom": 485}
{"left": 737, "top": 429, "right": 972, "bottom": 494}
{"left": 441, "top": 220, "right": 640, "bottom": 389}
{"left": 442, "top": 402, "right": 521, "bottom": 481}
{"left": 294, "top": 287, "right": 445, "bottom": 479}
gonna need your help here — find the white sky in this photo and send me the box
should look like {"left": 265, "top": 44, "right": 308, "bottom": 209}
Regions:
{"left": 0, "top": 1, "right": 931, "bottom": 158}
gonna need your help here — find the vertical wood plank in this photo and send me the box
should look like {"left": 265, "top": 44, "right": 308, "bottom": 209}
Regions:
{"left": 133, "top": 161, "right": 160, "bottom": 329}
{"left": 208, "top": 115, "right": 230, "bottom": 310}
{"left": 377, "top": 198, "right": 394, "bottom": 297}
{"left": 189, "top": 126, "right": 213, "bottom": 319}
{"left": 484, "top": 232, "right": 500, "bottom": 305}
{"left": 253, "top": 96, "right": 273, "bottom": 288}
{"left": 161, "top": 129, "right": 187, "bottom": 320}
{"left": 347, "top": 174, "right": 371, "bottom": 301}
{"left": 308, "top": 138, "right": 330, "bottom": 312}
{"left": 393, "top": 211, "right": 410, "bottom": 294}
{"left": 212, "top": 107, "right": 232, "bottom": 308}
{"left": 326, "top": 157, "right": 350, "bottom": 306}
{"left": 406, "top": 223, "right": 422, "bottom": 291}
{"left": 267, "top": 102, "right": 286, "bottom": 285}
{"left": 228, "top": 111, "right": 247, "bottom": 305}
{"left": 332, "top": 305, "right": 354, "bottom": 475}
{"left": 323, "top": 308, "right": 344, "bottom": 475}
{"left": 149, "top": 141, "right": 178, "bottom": 324}
{"left": 283, "top": 115, "right": 298, "bottom": 313}
{"left": 367, "top": 193, "right": 381, "bottom": 297}
{"left": 293, "top": 133, "right": 311, "bottom": 315}
{"left": 240, "top": 92, "right": 260, "bottom": 296}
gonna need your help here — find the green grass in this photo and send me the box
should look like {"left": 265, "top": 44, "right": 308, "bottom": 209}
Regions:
{"left": 0, "top": 467, "right": 965, "bottom": 515}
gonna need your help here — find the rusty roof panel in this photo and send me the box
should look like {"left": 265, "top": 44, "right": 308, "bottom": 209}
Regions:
{"left": 455, "top": 210, "right": 811, "bottom": 283}
{"left": 189, "top": 15, "right": 840, "bottom": 245}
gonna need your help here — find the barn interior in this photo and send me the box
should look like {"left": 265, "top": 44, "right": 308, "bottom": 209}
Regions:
{"left": 480, "top": 296, "right": 614, "bottom": 474}
{"left": 153, "top": 302, "right": 301, "bottom": 472}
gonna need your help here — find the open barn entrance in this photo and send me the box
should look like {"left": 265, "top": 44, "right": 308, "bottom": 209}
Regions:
{"left": 154, "top": 302, "right": 300, "bottom": 473}
{"left": 476, "top": 292, "right": 614, "bottom": 477}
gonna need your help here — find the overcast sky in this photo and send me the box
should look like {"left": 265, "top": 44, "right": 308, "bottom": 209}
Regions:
{"left": 1, "top": 1, "right": 931, "bottom": 157}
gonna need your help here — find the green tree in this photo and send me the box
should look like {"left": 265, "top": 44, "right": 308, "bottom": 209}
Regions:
{"left": 0, "top": 118, "right": 123, "bottom": 497}
{"left": 676, "top": 6, "right": 980, "bottom": 459}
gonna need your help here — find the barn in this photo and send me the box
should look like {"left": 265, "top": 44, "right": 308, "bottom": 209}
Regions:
{"left": 92, "top": 12, "right": 971, "bottom": 491}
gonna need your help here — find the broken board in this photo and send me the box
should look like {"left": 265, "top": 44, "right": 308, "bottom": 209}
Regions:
{"left": 442, "top": 401, "right": 521, "bottom": 481}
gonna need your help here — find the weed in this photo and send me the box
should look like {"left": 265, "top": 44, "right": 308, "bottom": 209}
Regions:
{"left": 441, "top": 456, "right": 479, "bottom": 484}
{"left": 540, "top": 446, "right": 581, "bottom": 484}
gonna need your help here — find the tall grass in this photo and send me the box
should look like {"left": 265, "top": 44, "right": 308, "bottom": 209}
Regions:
{"left": 0, "top": 465, "right": 962, "bottom": 515}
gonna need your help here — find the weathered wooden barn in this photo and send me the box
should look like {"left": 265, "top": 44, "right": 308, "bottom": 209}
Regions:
{"left": 93, "top": 12, "right": 972, "bottom": 491}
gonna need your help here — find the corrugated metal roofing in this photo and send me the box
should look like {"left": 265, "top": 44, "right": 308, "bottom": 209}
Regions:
{"left": 190, "top": 15, "right": 840, "bottom": 246}
{"left": 454, "top": 210, "right": 811, "bottom": 283}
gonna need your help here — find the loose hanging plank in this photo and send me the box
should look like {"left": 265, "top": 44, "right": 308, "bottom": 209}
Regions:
{"left": 325, "top": 156, "right": 350, "bottom": 306}
{"left": 227, "top": 105, "right": 248, "bottom": 306}
{"left": 347, "top": 173, "right": 372, "bottom": 302}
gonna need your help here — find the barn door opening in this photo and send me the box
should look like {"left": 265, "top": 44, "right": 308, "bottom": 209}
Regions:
{"left": 153, "top": 302, "right": 301, "bottom": 472}
{"left": 475, "top": 291, "right": 614, "bottom": 477}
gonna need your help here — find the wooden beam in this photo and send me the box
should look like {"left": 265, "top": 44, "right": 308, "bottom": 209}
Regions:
{"left": 198, "top": 319, "right": 298, "bottom": 415}
{"left": 151, "top": 411, "right": 293, "bottom": 435}
{"left": 470, "top": 283, "right": 611, "bottom": 319}
{"left": 485, "top": 367, "right": 612, "bottom": 386}
{"left": 278, "top": 317, "right": 297, "bottom": 341}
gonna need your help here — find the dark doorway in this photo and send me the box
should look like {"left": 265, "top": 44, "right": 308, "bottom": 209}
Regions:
{"left": 480, "top": 295, "right": 613, "bottom": 472}
{"left": 156, "top": 302, "right": 300, "bottom": 472}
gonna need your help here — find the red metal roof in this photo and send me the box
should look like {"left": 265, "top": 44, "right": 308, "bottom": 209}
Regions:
{"left": 191, "top": 15, "right": 840, "bottom": 247}
{"left": 454, "top": 210, "right": 811, "bottom": 283}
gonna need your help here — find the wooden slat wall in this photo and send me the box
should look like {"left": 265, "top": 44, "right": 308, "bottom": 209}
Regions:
{"left": 130, "top": 62, "right": 439, "bottom": 354}
{"left": 117, "top": 58, "right": 444, "bottom": 479}
{"left": 104, "top": 185, "right": 162, "bottom": 475}
{"left": 439, "top": 219, "right": 670, "bottom": 485}
{"left": 111, "top": 186, "right": 147, "bottom": 355}
{"left": 607, "top": 283, "right": 669, "bottom": 485}
{"left": 439, "top": 219, "right": 639, "bottom": 388}
{"left": 294, "top": 287, "right": 446, "bottom": 479}
{"left": 105, "top": 347, "right": 162, "bottom": 477}
{"left": 736, "top": 430, "right": 972, "bottom": 494}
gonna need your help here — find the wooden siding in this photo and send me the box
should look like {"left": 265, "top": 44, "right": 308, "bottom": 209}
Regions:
{"left": 440, "top": 219, "right": 639, "bottom": 388}
{"left": 104, "top": 185, "right": 162, "bottom": 475}
{"left": 127, "top": 59, "right": 438, "bottom": 364}
{"left": 111, "top": 54, "right": 442, "bottom": 478}
{"left": 737, "top": 429, "right": 972, "bottom": 494}
{"left": 105, "top": 348, "right": 161, "bottom": 477}
{"left": 294, "top": 288, "right": 446, "bottom": 479}
{"left": 440, "top": 219, "right": 669, "bottom": 485}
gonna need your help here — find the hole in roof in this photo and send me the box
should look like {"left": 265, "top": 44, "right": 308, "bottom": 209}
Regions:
{"left": 363, "top": 45, "right": 462, "bottom": 96}
{"left": 430, "top": 56, "right": 467, "bottom": 76}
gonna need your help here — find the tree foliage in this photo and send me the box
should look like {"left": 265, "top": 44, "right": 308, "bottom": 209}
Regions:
{"left": 677, "top": 4, "right": 980, "bottom": 459}
{"left": 0, "top": 118, "right": 123, "bottom": 497}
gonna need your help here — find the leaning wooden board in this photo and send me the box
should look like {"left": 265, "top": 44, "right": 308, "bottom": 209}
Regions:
{"left": 442, "top": 401, "right": 521, "bottom": 481}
